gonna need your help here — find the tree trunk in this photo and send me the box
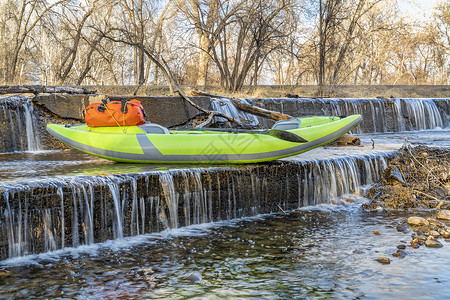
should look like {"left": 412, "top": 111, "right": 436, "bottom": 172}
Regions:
{"left": 197, "top": 35, "right": 210, "bottom": 86}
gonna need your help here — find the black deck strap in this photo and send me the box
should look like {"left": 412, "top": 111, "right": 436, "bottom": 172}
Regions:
{"left": 120, "top": 98, "right": 128, "bottom": 114}
{"left": 97, "top": 98, "right": 107, "bottom": 112}
{"left": 107, "top": 97, "right": 129, "bottom": 114}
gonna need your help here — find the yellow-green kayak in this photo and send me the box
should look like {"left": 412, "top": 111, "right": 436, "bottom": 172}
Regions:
{"left": 46, "top": 115, "right": 361, "bottom": 164}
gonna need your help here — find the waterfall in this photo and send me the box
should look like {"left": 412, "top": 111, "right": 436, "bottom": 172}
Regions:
{"left": 0, "top": 96, "right": 41, "bottom": 152}
{"left": 211, "top": 98, "right": 259, "bottom": 126}
{"left": 0, "top": 152, "right": 394, "bottom": 260}
{"left": 251, "top": 98, "right": 449, "bottom": 133}
{"left": 393, "top": 98, "right": 445, "bottom": 131}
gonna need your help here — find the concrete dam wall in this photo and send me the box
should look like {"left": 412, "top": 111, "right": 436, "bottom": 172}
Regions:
{"left": 1, "top": 95, "right": 449, "bottom": 152}
{"left": 0, "top": 154, "right": 392, "bottom": 260}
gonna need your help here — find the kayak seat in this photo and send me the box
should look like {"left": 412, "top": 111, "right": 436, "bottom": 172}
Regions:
{"left": 271, "top": 118, "right": 301, "bottom": 130}
{"left": 138, "top": 122, "right": 170, "bottom": 134}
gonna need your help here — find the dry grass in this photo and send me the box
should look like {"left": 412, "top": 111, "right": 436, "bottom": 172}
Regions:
{"left": 85, "top": 85, "right": 450, "bottom": 98}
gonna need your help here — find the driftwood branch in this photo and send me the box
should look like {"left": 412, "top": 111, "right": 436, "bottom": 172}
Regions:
{"left": 0, "top": 85, "right": 96, "bottom": 95}
{"left": 177, "top": 88, "right": 241, "bottom": 127}
{"left": 191, "top": 89, "right": 294, "bottom": 121}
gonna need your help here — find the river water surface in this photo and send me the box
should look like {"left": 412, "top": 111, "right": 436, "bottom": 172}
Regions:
{"left": 0, "top": 204, "right": 448, "bottom": 299}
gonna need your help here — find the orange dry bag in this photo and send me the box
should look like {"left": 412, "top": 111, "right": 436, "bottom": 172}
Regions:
{"left": 83, "top": 97, "right": 146, "bottom": 127}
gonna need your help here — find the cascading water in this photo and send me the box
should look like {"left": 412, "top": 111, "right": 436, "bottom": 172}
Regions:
{"left": 0, "top": 96, "right": 41, "bottom": 152}
{"left": 0, "top": 153, "right": 393, "bottom": 260}
{"left": 253, "top": 97, "right": 449, "bottom": 133}
{"left": 211, "top": 98, "right": 259, "bottom": 126}
{"left": 393, "top": 98, "right": 445, "bottom": 131}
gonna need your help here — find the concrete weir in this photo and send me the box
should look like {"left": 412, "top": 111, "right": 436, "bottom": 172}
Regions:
{"left": 0, "top": 153, "right": 392, "bottom": 260}
{"left": 0, "top": 95, "right": 449, "bottom": 152}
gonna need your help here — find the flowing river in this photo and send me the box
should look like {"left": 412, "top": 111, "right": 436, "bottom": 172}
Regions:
{"left": 0, "top": 205, "right": 448, "bottom": 299}
{"left": 0, "top": 129, "right": 449, "bottom": 299}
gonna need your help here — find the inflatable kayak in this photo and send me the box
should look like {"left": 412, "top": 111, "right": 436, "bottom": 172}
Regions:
{"left": 46, "top": 115, "right": 361, "bottom": 164}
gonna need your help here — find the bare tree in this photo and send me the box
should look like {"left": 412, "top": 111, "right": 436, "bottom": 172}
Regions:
{"left": 175, "top": 0, "right": 244, "bottom": 87}
{"left": 208, "top": 0, "right": 294, "bottom": 91}
{"left": 52, "top": 0, "right": 100, "bottom": 84}
{"left": 6, "top": 0, "right": 66, "bottom": 83}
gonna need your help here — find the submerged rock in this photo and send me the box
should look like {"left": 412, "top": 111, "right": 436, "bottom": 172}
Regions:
{"left": 408, "top": 217, "right": 429, "bottom": 226}
{"left": 396, "top": 223, "right": 409, "bottom": 232}
{"left": 376, "top": 257, "right": 391, "bottom": 264}
{"left": 392, "top": 249, "right": 407, "bottom": 258}
{"left": 0, "top": 268, "right": 11, "bottom": 277}
{"left": 186, "top": 271, "right": 203, "bottom": 283}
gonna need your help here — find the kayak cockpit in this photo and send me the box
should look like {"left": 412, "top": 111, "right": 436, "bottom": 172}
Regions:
{"left": 138, "top": 122, "right": 170, "bottom": 134}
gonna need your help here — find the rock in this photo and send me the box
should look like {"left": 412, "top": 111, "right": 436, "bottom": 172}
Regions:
{"left": 425, "top": 230, "right": 440, "bottom": 238}
{"left": 427, "top": 218, "right": 445, "bottom": 227}
{"left": 428, "top": 224, "right": 440, "bottom": 231}
{"left": 425, "top": 236, "right": 443, "bottom": 248}
{"left": 332, "top": 134, "right": 361, "bottom": 146}
{"left": 437, "top": 210, "right": 450, "bottom": 220}
{"left": 410, "top": 238, "right": 420, "bottom": 248}
{"left": 396, "top": 224, "right": 408, "bottom": 232}
{"left": 408, "top": 216, "right": 429, "bottom": 226}
{"left": 419, "top": 225, "right": 430, "bottom": 232}
{"left": 397, "top": 244, "right": 407, "bottom": 249}
{"left": 392, "top": 250, "right": 407, "bottom": 258}
{"left": 373, "top": 230, "right": 380, "bottom": 235}
{"left": 386, "top": 166, "right": 406, "bottom": 184}
{"left": 413, "top": 228, "right": 424, "bottom": 236}
{"left": 186, "top": 271, "right": 202, "bottom": 283}
{"left": 376, "top": 257, "right": 391, "bottom": 264}
{"left": 438, "top": 229, "right": 449, "bottom": 238}
{"left": 417, "top": 236, "right": 427, "bottom": 244}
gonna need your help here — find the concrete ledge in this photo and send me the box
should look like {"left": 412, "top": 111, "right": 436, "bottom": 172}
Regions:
{"left": 34, "top": 95, "right": 211, "bottom": 127}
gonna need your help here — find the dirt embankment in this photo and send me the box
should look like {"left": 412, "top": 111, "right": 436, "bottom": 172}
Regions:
{"left": 364, "top": 145, "right": 450, "bottom": 211}
{"left": 364, "top": 145, "right": 450, "bottom": 262}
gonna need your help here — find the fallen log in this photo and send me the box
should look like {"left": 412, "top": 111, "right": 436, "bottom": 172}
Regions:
{"left": 191, "top": 89, "right": 294, "bottom": 121}
{"left": 177, "top": 87, "right": 241, "bottom": 127}
{"left": 0, "top": 85, "right": 96, "bottom": 95}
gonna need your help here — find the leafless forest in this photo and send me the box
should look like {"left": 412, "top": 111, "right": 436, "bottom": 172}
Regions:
{"left": 0, "top": 0, "right": 448, "bottom": 93}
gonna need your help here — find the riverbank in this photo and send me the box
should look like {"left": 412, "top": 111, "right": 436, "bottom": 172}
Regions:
{"left": 84, "top": 85, "right": 450, "bottom": 99}
{"left": 364, "top": 145, "right": 450, "bottom": 210}
{"left": 363, "top": 144, "right": 450, "bottom": 263}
